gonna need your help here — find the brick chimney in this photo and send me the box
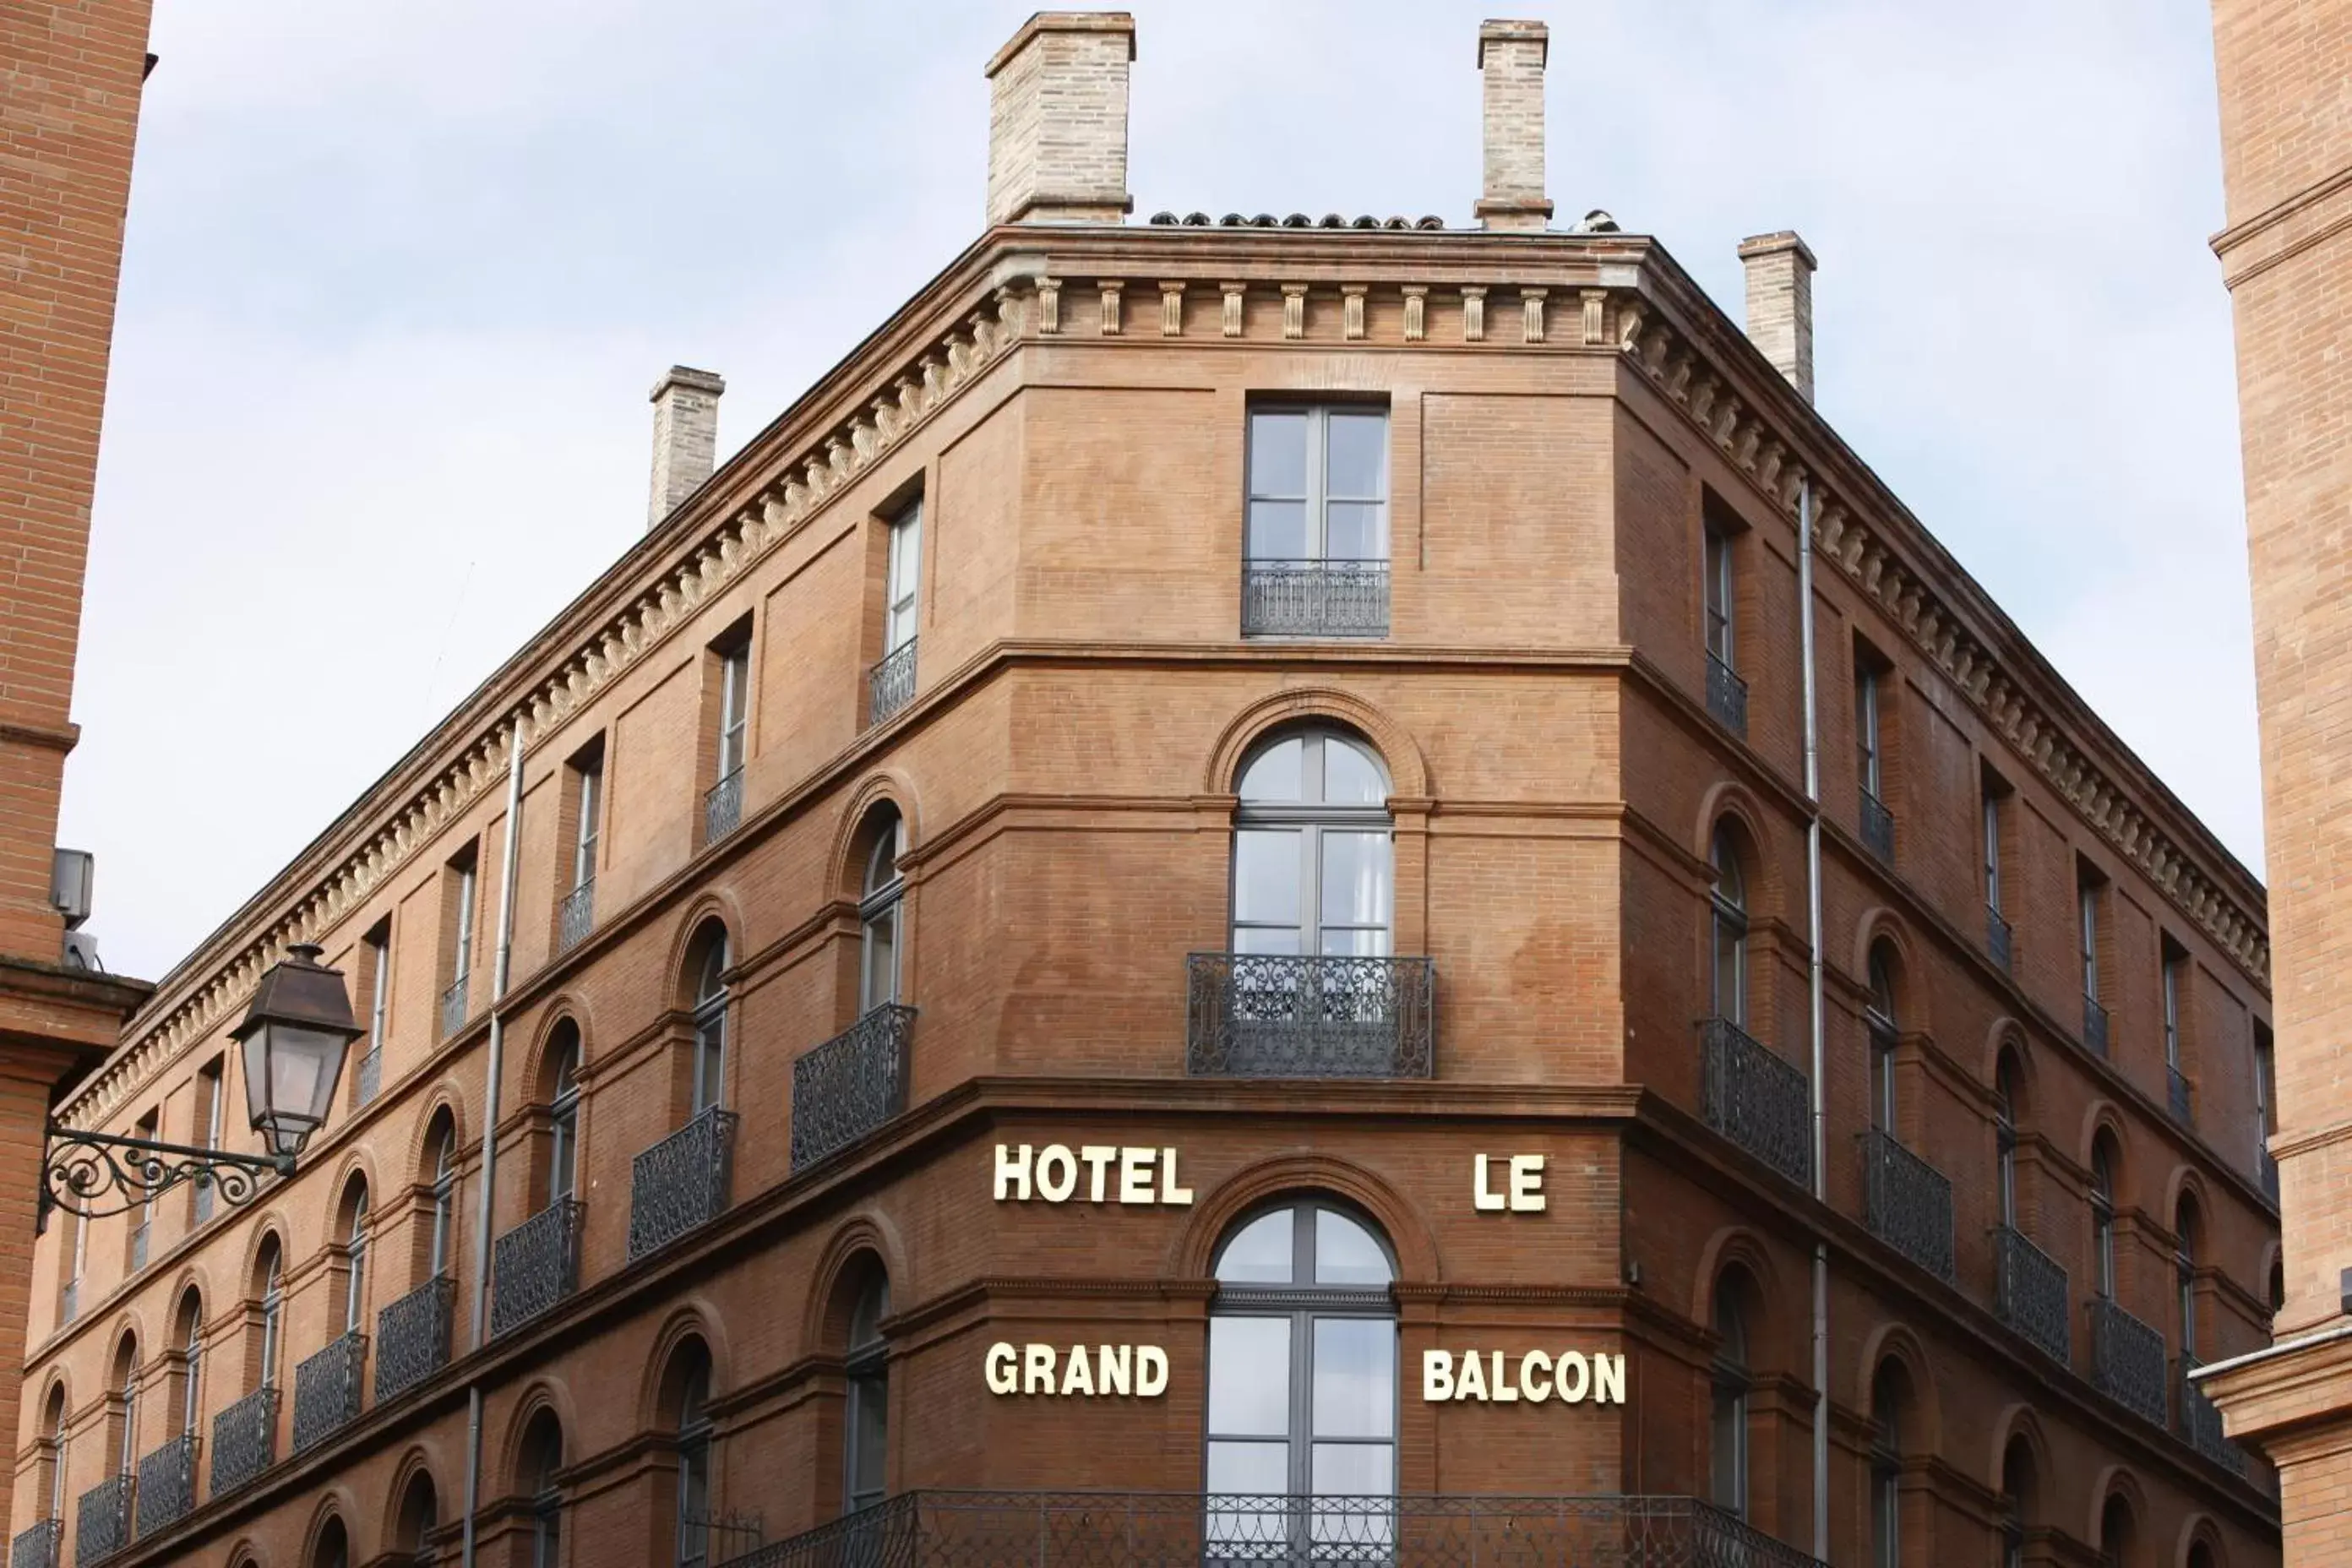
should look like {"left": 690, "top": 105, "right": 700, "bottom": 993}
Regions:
{"left": 647, "top": 366, "right": 725, "bottom": 529}
{"left": 1736, "top": 231, "right": 1816, "bottom": 404}
{"left": 985, "top": 12, "right": 1136, "bottom": 226}
{"left": 1475, "top": 19, "right": 1551, "bottom": 232}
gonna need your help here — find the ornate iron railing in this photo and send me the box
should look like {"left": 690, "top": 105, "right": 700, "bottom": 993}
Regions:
{"left": 59, "top": 1278, "right": 77, "bottom": 1325}
{"left": 792, "top": 1005, "right": 915, "bottom": 1173}
{"left": 11, "top": 1520, "right": 59, "bottom": 1568}
{"left": 629, "top": 1106, "right": 739, "bottom": 1261}
{"left": 193, "top": 1173, "right": 214, "bottom": 1226}
{"left": 210, "top": 1386, "right": 277, "bottom": 1496}
{"left": 2260, "top": 1148, "right": 2279, "bottom": 1206}
{"left": 2168, "top": 1065, "right": 2194, "bottom": 1125}
{"left": 292, "top": 1331, "right": 368, "bottom": 1452}
{"left": 558, "top": 879, "right": 595, "bottom": 953}
{"left": 705, "top": 767, "right": 744, "bottom": 844}
{"left": 1986, "top": 906, "right": 2013, "bottom": 973}
{"left": 1697, "top": 1018, "right": 1810, "bottom": 1188}
{"left": 1186, "top": 954, "right": 1436, "bottom": 1080}
{"left": 2177, "top": 1358, "right": 2245, "bottom": 1473}
{"left": 1859, "top": 789, "right": 1894, "bottom": 863}
{"left": 439, "top": 973, "right": 470, "bottom": 1037}
{"left": 1241, "top": 560, "right": 1391, "bottom": 638}
{"left": 2088, "top": 1296, "right": 2167, "bottom": 1425}
{"left": 376, "top": 1275, "right": 456, "bottom": 1402}
{"left": 1860, "top": 1128, "right": 1955, "bottom": 1283}
{"left": 715, "top": 1492, "right": 1827, "bottom": 1568}
{"left": 684, "top": 1511, "right": 765, "bottom": 1568}
{"left": 73, "top": 1475, "right": 130, "bottom": 1566}
{"left": 868, "top": 638, "right": 918, "bottom": 727}
{"left": 1991, "top": 1225, "right": 2069, "bottom": 1364}
{"left": 134, "top": 1435, "right": 198, "bottom": 1538}
{"left": 1705, "top": 653, "right": 1747, "bottom": 737}
{"left": 491, "top": 1199, "right": 583, "bottom": 1338}
{"left": 356, "top": 1044, "right": 382, "bottom": 1106}
{"left": 2083, "top": 995, "right": 2109, "bottom": 1056}
{"left": 129, "top": 1221, "right": 148, "bottom": 1271}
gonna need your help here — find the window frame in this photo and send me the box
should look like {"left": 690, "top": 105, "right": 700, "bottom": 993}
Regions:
{"left": 572, "top": 757, "right": 602, "bottom": 894}
{"left": 1703, "top": 523, "right": 1734, "bottom": 667}
{"left": 1228, "top": 729, "right": 1395, "bottom": 960}
{"left": 715, "top": 645, "right": 749, "bottom": 782}
{"left": 1244, "top": 404, "right": 1391, "bottom": 567}
{"left": 1709, "top": 828, "right": 1749, "bottom": 1028}
{"left": 843, "top": 1275, "right": 890, "bottom": 1514}
{"left": 1854, "top": 660, "right": 1881, "bottom": 798}
{"left": 691, "top": 942, "right": 727, "bottom": 1115}
{"left": 549, "top": 1048, "right": 582, "bottom": 1202}
{"left": 884, "top": 497, "right": 923, "bottom": 656}
{"left": 859, "top": 825, "right": 905, "bottom": 1014}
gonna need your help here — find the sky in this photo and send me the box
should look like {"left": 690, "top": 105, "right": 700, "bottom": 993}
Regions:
{"left": 63, "top": 0, "right": 2258, "bottom": 983}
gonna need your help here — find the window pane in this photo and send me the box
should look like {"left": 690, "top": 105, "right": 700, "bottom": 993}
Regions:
{"left": 1321, "top": 741, "right": 1386, "bottom": 806}
{"left": 1233, "top": 831, "right": 1302, "bottom": 925}
{"left": 1319, "top": 832, "right": 1392, "bottom": 931}
{"left": 1237, "top": 926, "right": 1303, "bottom": 956}
{"left": 1318, "top": 928, "right": 1389, "bottom": 957}
{"left": 1249, "top": 411, "right": 1309, "bottom": 498}
{"left": 1314, "top": 1210, "right": 1392, "bottom": 1285}
{"left": 1324, "top": 414, "right": 1386, "bottom": 499}
{"left": 1216, "top": 1211, "right": 1294, "bottom": 1283}
{"left": 1238, "top": 739, "right": 1304, "bottom": 802}
{"left": 850, "top": 1375, "right": 888, "bottom": 1500}
{"left": 1324, "top": 503, "right": 1384, "bottom": 562}
{"left": 1310, "top": 1442, "right": 1393, "bottom": 1500}
{"left": 1247, "top": 500, "right": 1307, "bottom": 560}
{"left": 1312, "top": 1319, "right": 1394, "bottom": 1436}
{"left": 1206, "top": 1442, "right": 1291, "bottom": 1511}
{"left": 1712, "top": 1386, "right": 1745, "bottom": 1511}
{"left": 1207, "top": 1318, "right": 1293, "bottom": 1435}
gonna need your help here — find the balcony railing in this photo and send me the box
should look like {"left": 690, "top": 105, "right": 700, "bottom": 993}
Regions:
{"left": 2178, "top": 1357, "right": 2245, "bottom": 1473}
{"left": 2168, "top": 1065, "right": 2193, "bottom": 1125}
{"left": 1186, "top": 954, "right": 1436, "bottom": 1080}
{"left": 1860, "top": 1128, "right": 1955, "bottom": 1283}
{"left": 11, "top": 1520, "right": 59, "bottom": 1568}
{"left": 869, "top": 638, "right": 918, "bottom": 727}
{"left": 60, "top": 1279, "right": 77, "bottom": 1325}
{"left": 715, "top": 1492, "right": 1827, "bottom": 1568}
{"left": 193, "top": 1173, "right": 214, "bottom": 1226}
{"left": 2083, "top": 995, "right": 2109, "bottom": 1057}
{"left": 2260, "top": 1148, "right": 2280, "bottom": 1206}
{"left": 73, "top": 1475, "right": 130, "bottom": 1567}
{"left": 440, "top": 972, "right": 470, "bottom": 1038}
{"left": 492, "top": 1198, "right": 584, "bottom": 1338}
{"left": 705, "top": 768, "right": 743, "bottom": 845}
{"left": 356, "top": 1043, "right": 382, "bottom": 1106}
{"left": 2089, "top": 1296, "right": 2167, "bottom": 1425}
{"left": 558, "top": 878, "right": 595, "bottom": 954}
{"left": 210, "top": 1386, "right": 277, "bottom": 1496}
{"left": 792, "top": 1004, "right": 915, "bottom": 1173}
{"left": 1991, "top": 1224, "right": 2070, "bottom": 1364}
{"left": 1986, "top": 906, "right": 2013, "bottom": 974}
{"left": 292, "top": 1331, "right": 368, "bottom": 1452}
{"left": 1698, "top": 1018, "right": 1810, "bottom": 1188}
{"left": 1241, "top": 560, "right": 1391, "bottom": 638}
{"left": 376, "top": 1275, "right": 456, "bottom": 1403}
{"left": 1859, "top": 789, "right": 1894, "bottom": 863}
{"left": 134, "top": 1435, "right": 198, "bottom": 1538}
{"left": 629, "top": 1106, "right": 740, "bottom": 1262}
{"left": 129, "top": 1221, "right": 148, "bottom": 1271}
{"left": 1705, "top": 653, "right": 1748, "bottom": 737}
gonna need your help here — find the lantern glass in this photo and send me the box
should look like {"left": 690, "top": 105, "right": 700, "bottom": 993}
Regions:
{"left": 240, "top": 1020, "right": 349, "bottom": 1161}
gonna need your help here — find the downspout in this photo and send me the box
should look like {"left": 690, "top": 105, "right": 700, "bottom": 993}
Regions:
{"left": 1799, "top": 479, "right": 1830, "bottom": 1564}
{"left": 462, "top": 716, "right": 527, "bottom": 1568}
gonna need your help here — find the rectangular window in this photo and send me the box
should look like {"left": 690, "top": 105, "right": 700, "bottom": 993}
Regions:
{"left": 1981, "top": 787, "right": 2004, "bottom": 915}
{"left": 1703, "top": 524, "right": 1734, "bottom": 666}
{"left": 192, "top": 1058, "right": 223, "bottom": 1224}
{"left": 885, "top": 498, "right": 923, "bottom": 656}
{"left": 571, "top": 756, "right": 602, "bottom": 892}
{"left": 365, "top": 923, "right": 392, "bottom": 1043}
{"left": 131, "top": 1111, "right": 159, "bottom": 1268}
{"left": 2162, "top": 943, "right": 2186, "bottom": 1068}
{"left": 1244, "top": 406, "right": 1391, "bottom": 638}
{"left": 1854, "top": 662, "right": 1881, "bottom": 797}
{"left": 2077, "top": 873, "right": 2100, "bottom": 1001}
{"left": 716, "top": 645, "right": 749, "bottom": 781}
{"left": 449, "top": 853, "right": 478, "bottom": 986}
{"left": 2255, "top": 1022, "right": 2275, "bottom": 1137}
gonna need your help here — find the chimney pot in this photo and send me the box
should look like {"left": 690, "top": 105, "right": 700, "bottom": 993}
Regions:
{"left": 1737, "top": 231, "right": 1816, "bottom": 404}
{"left": 647, "top": 366, "right": 725, "bottom": 530}
{"left": 1475, "top": 19, "right": 1551, "bottom": 232}
{"left": 985, "top": 11, "right": 1136, "bottom": 227}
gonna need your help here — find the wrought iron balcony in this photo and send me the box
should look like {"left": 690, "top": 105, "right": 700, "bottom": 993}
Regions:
{"left": 134, "top": 1434, "right": 198, "bottom": 1538}
{"left": 629, "top": 1106, "right": 739, "bottom": 1262}
{"left": 439, "top": 972, "right": 470, "bottom": 1038}
{"left": 1697, "top": 1017, "right": 1810, "bottom": 1188}
{"left": 292, "top": 1330, "right": 368, "bottom": 1452}
{"left": 1991, "top": 1224, "right": 2070, "bottom": 1364}
{"left": 1986, "top": 906, "right": 2013, "bottom": 973}
{"left": 1858, "top": 789, "right": 1894, "bottom": 863}
{"left": 2088, "top": 1296, "right": 2167, "bottom": 1425}
{"left": 558, "top": 878, "right": 595, "bottom": 954}
{"left": 2083, "top": 995, "right": 2109, "bottom": 1057}
{"left": 792, "top": 1004, "right": 914, "bottom": 1173}
{"left": 1242, "top": 559, "right": 1391, "bottom": 638}
{"left": 356, "top": 1043, "right": 382, "bottom": 1107}
{"left": 1860, "top": 1127, "right": 1955, "bottom": 1283}
{"left": 492, "top": 1198, "right": 584, "bottom": 1338}
{"left": 376, "top": 1274, "right": 456, "bottom": 1403}
{"left": 210, "top": 1386, "right": 277, "bottom": 1495}
{"left": 2168, "top": 1065, "right": 2194, "bottom": 1125}
{"left": 2260, "top": 1148, "right": 2279, "bottom": 1206}
{"left": 129, "top": 1221, "right": 148, "bottom": 1271}
{"left": 11, "top": 1520, "right": 59, "bottom": 1568}
{"left": 2177, "top": 1357, "right": 2245, "bottom": 1473}
{"left": 73, "top": 1475, "right": 130, "bottom": 1567}
{"left": 705, "top": 768, "right": 743, "bottom": 845}
{"left": 713, "top": 1492, "right": 1827, "bottom": 1568}
{"left": 1705, "top": 652, "right": 1748, "bottom": 737}
{"left": 1186, "top": 953, "right": 1436, "bottom": 1080}
{"left": 868, "top": 638, "right": 918, "bottom": 727}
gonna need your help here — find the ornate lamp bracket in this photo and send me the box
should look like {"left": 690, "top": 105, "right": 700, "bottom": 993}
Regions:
{"left": 41, "top": 1124, "right": 291, "bottom": 1221}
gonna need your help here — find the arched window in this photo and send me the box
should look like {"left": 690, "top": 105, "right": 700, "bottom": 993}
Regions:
{"left": 2091, "top": 1138, "right": 2119, "bottom": 1300}
{"left": 1867, "top": 943, "right": 1898, "bottom": 1130}
{"left": 1999, "top": 1436, "right": 2034, "bottom": 1568}
{"left": 109, "top": 1333, "right": 138, "bottom": 1475}
{"left": 397, "top": 1469, "right": 439, "bottom": 1565}
{"left": 2187, "top": 1540, "right": 2218, "bottom": 1568}
{"left": 1870, "top": 1362, "right": 1906, "bottom": 1567}
{"left": 427, "top": 1113, "right": 460, "bottom": 1280}
{"left": 313, "top": 1515, "right": 349, "bottom": 1568}
{"left": 860, "top": 811, "right": 905, "bottom": 1013}
{"left": 2098, "top": 1493, "right": 2133, "bottom": 1567}
{"left": 338, "top": 1179, "right": 371, "bottom": 1336}
{"left": 1710, "top": 1271, "right": 1754, "bottom": 1517}
{"left": 1231, "top": 729, "right": 1392, "bottom": 958}
{"left": 546, "top": 1037, "right": 581, "bottom": 1205}
{"left": 172, "top": 1289, "right": 204, "bottom": 1439}
{"left": 688, "top": 928, "right": 728, "bottom": 1113}
{"left": 2176, "top": 1197, "right": 2202, "bottom": 1364}
{"left": 844, "top": 1269, "right": 890, "bottom": 1513}
{"left": 1994, "top": 1054, "right": 2022, "bottom": 1231}
{"left": 2270, "top": 1255, "right": 2287, "bottom": 1317}
{"left": 257, "top": 1237, "right": 286, "bottom": 1391}
{"left": 668, "top": 1342, "right": 715, "bottom": 1567}
{"left": 1207, "top": 1199, "right": 1396, "bottom": 1544}
{"left": 41, "top": 1381, "right": 67, "bottom": 1525}
{"left": 1709, "top": 825, "right": 1749, "bottom": 1027}
{"left": 520, "top": 1410, "right": 564, "bottom": 1568}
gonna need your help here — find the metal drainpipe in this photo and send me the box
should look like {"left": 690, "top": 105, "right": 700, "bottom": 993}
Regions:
{"left": 1799, "top": 479, "right": 1831, "bottom": 1564}
{"left": 462, "top": 716, "right": 526, "bottom": 1568}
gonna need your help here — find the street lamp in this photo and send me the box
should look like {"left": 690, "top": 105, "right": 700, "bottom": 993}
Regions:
{"left": 42, "top": 943, "right": 364, "bottom": 1219}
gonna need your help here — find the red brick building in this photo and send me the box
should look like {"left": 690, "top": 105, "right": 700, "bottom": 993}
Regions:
{"left": 16, "top": 14, "right": 2283, "bottom": 1568}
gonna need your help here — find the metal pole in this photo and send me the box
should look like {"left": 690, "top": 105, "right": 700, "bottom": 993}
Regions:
{"left": 462, "top": 716, "right": 527, "bottom": 1568}
{"left": 1799, "top": 478, "right": 1830, "bottom": 1565}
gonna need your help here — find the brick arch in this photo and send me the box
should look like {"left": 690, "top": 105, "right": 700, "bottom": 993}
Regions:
{"left": 662, "top": 896, "right": 746, "bottom": 1013}
{"left": 1849, "top": 907, "right": 1930, "bottom": 1037}
{"left": 1201, "top": 687, "right": 1430, "bottom": 799}
{"left": 498, "top": 1379, "right": 578, "bottom": 1494}
{"left": 2087, "top": 1466, "right": 2149, "bottom": 1559}
{"left": 1170, "top": 1152, "right": 1440, "bottom": 1284}
{"left": 639, "top": 1298, "right": 732, "bottom": 1428}
{"left": 105, "top": 1317, "right": 140, "bottom": 1389}
{"left": 2163, "top": 1165, "right": 2213, "bottom": 1243}
{"left": 297, "top": 1489, "right": 355, "bottom": 1568}
{"left": 163, "top": 1264, "right": 210, "bottom": 1335}
{"left": 380, "top": 1442, "right": 448, "bottom": 1544}
{"left": 829, "top": 770, "right": 923, "bottom": 900}
{"left": 35, "top": 1369, "right": 69, "bottom": 1435}
{"left": 324, "top": 1150, "right": 378, "bottom": 1248}
{"left": 517, "top": 1004, "right": 591, "bottom": 1108}
{"left": 1695, "top": 781, "right": 1783, "bottom": 919}
{"left": 2080, "top": 1102, "right": 2132, "bottom": 1204}
{"left": 1984, "top": 1021, "right": 2036, "bottom": 1114}
{"left": 223, "top": 1538, "right": 265, "bottom": 1568}
{"left": 401, "top": 1081, "right": 471, "bottom": 1186}
{"left": 240, "top": 1215, "right": 293, "bottom": 1299}
{"left": 2175, "top": 1513, "right": 2230, "bottom": 1568}
{"left": 1856, "top": 1320, "right": 1942, "bottom": 1456}
{"left": 1692, "top": 1228, "right": 1791, "bottom": 1371}
{"left": 801, "top": 1211, "right": 909, "bottom": 1359}
{"left": 2258, "top": 1239, "right": 2284, "bottom": 1315}
{"left": 1988, "top": 1402, "right": 2051, "bottom": 1506}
